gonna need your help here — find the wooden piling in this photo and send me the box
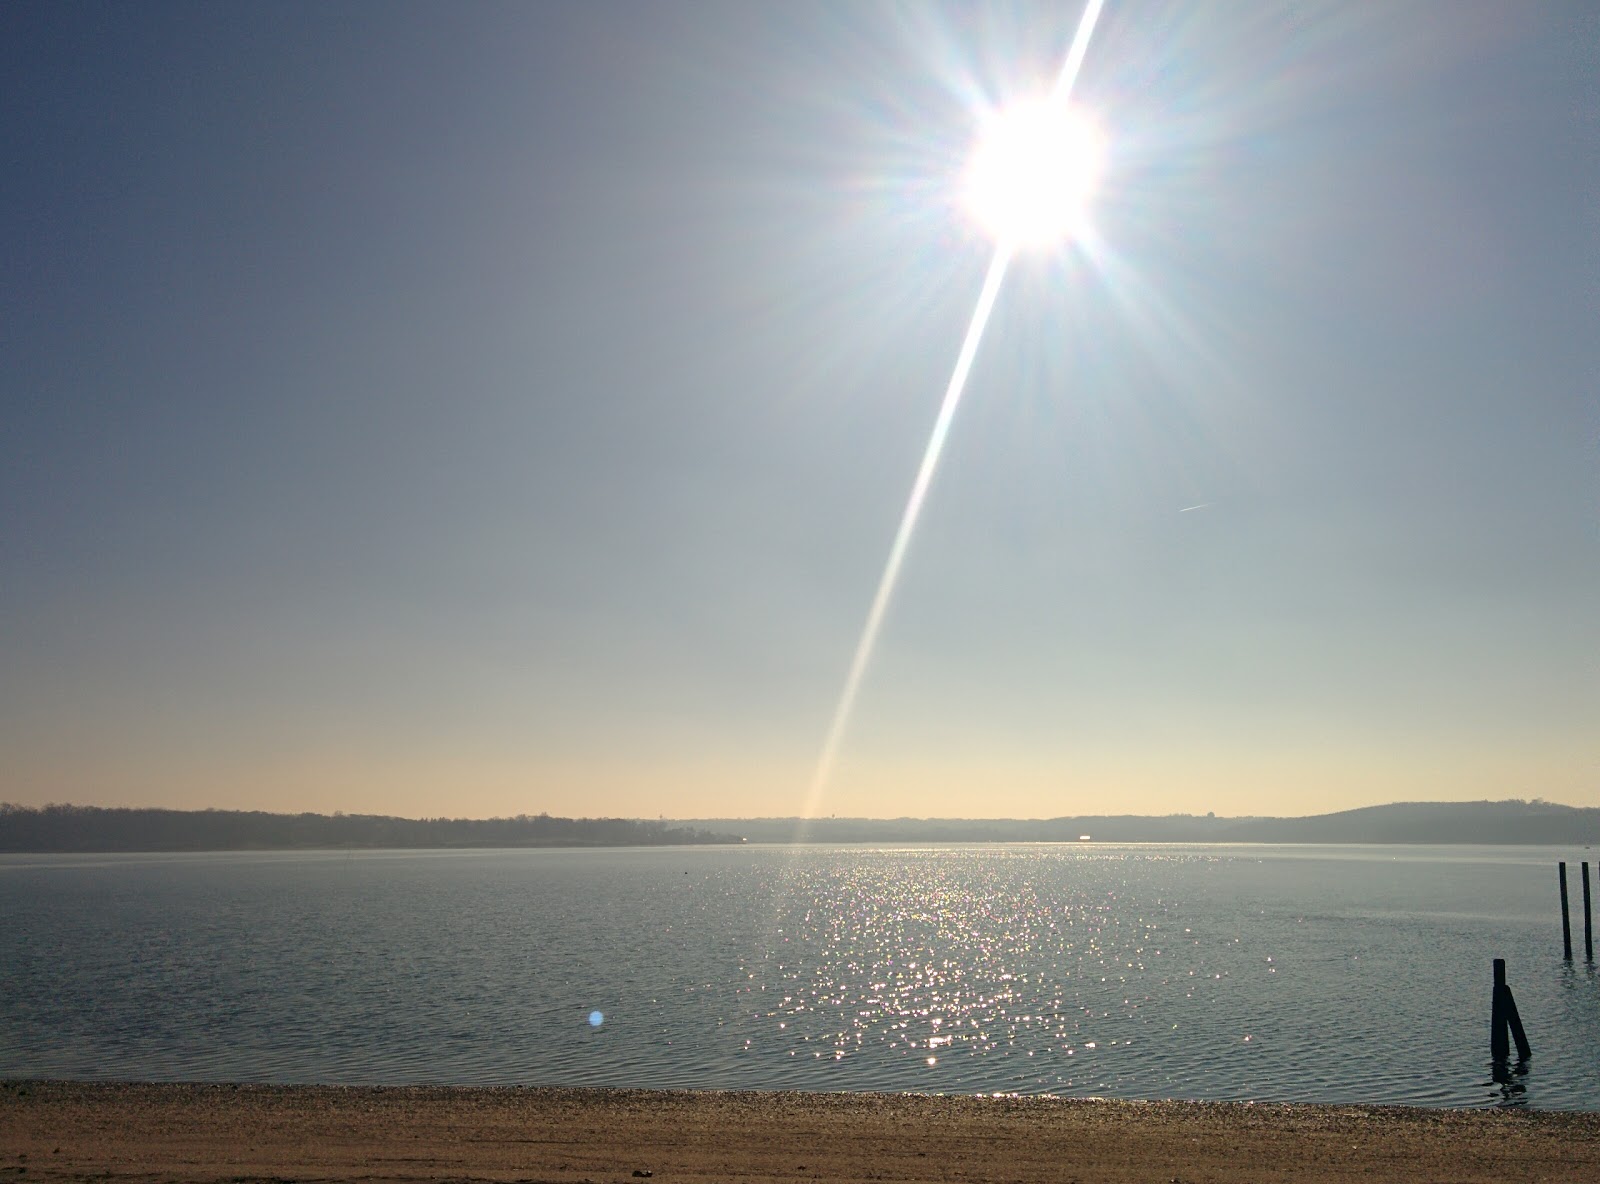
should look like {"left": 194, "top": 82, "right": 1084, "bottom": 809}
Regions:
{"left": 1491, "top": 957, "right": 1532, "bottom": 1062}
{"left": 1505, "top": 981, "right": 1531, "bottom": 1062}
{"left": 1585, "top": 861, "right": 1594, "bottom": 964}
{"left": 1560, "top": 862, "right": 1572, "bottom": 961}
{"left": 1491, "top": 959, "right": 1507, "bottom": 1060}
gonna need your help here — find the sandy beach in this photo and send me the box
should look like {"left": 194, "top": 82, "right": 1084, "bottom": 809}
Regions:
{"left": 4, "top": 1082, "right": 1599, "bottom": 1184}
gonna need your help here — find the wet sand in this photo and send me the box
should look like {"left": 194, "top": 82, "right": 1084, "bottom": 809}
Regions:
{"left": 3, "top": 1081, "right": 1599, "bottom": 1184}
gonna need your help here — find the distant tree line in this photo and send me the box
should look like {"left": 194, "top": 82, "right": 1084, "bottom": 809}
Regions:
{"left": 0, "top": 803, "right": 744, "bottom": 852}
{"left": 6, "top": 799, "right": 1596, "bottom": 852}
{"left": 680, "top": 799, "right": 1600, "bottom": 846}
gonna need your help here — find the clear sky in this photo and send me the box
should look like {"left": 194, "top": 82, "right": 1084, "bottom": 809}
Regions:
{"left": 3, "top": 2, "right": 1596, "bottom": 821}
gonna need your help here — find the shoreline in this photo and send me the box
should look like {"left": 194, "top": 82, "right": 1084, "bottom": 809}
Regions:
{"left": 5, "top": 1082, "right": 1600, "bottom": 1183}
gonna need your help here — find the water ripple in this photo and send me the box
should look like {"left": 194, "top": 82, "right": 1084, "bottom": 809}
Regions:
{"left": 1, "top": 845, "right": 1594, "bottom": 1109}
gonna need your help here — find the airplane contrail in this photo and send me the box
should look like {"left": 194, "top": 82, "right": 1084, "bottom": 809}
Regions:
{"left": 800, "top": 0, "right": 1108, "bottom": 822}
{"left": 1180, "top": 503, "right": 1212, "bottom": 513}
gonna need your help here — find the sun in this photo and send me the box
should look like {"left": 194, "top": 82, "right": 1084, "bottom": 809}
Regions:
{"left": 962, "top": 99, "right": 1106, "bottom": 250}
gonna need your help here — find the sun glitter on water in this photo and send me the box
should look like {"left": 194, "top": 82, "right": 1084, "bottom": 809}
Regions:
{"left": 963, "top": 99, "right": 1106, "bottom": 249}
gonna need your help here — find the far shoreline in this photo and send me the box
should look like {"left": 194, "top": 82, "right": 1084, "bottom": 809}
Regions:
{"left": 6, "top": 799, "right": 1600, "bottom": 850}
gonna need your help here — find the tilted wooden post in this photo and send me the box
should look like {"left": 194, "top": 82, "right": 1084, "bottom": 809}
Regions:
{"left": 1491, "top": 958, "right": 1531, "bottom": 1062}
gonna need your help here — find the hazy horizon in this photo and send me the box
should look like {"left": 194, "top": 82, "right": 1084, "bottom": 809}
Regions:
{"left": 4, "top": 2, "right": 1596, "bottom": 822}
{"left": 6, "top": 795, "right": 1591, "bottom": 827}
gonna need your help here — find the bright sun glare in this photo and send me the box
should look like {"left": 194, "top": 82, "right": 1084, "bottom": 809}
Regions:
{"left": 803, "top": 0, "right": 1108, "bottom": 822}
{"left": 963, "top": 99, "right": 1105, "bottom": 249}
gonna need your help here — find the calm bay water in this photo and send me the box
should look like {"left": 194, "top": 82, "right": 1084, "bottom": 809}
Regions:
{"left": 3, "top": 844, "right": 1598, "bottom": 1109}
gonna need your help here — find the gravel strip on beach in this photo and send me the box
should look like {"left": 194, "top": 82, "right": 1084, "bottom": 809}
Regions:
{"left": 4, "top": 1081, "right": 1599, "bottom": 1184}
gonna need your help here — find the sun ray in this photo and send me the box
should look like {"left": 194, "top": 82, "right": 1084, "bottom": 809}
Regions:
{"left": 800, "top": 247, "right": 1011, "bottom": 824}
{"left": 1052, "top": 0, "right": 1106, "bottom": 102}
{"left": 799, "top": 0, "right": 1110, "bottom": 824}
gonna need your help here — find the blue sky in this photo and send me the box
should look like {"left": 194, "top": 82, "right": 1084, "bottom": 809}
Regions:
{"left": 3, "top": 1, "right": 1595, "bottom": 820}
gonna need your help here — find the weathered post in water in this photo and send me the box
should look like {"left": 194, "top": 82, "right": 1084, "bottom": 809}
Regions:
{"left": 1491, "top": 958, "right": 1531, "bottom": 1061}
{"left": 1559, "top": 862, "right": 1572, "bottom": 961}
{"left": 1585, "top": 862, "right": 1594, "bottom": 964}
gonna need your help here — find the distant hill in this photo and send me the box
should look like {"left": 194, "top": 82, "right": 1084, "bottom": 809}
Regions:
{"left": 5, "top": 799, "right": 1596, "bottom": 853}
{"left": 682, "top": 800, "right": 1600, "bottom": 846}
{"left": 0, "top": 804, "right": 742, "bottom": 852}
